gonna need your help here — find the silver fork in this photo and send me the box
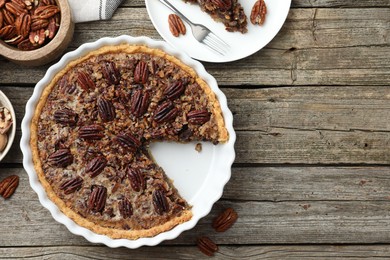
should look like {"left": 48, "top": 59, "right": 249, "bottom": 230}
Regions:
{"left": 158, "top": 0, "right": 230, "bottom": 55}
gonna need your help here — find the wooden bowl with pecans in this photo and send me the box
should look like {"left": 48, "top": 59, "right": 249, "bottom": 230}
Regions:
{"left": 0, "top": 0, "right": 74, "bottom": 66}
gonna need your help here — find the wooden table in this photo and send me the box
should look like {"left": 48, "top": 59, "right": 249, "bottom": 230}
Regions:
{"left": 1, "top": 0, "right": 390, "bottom": 258}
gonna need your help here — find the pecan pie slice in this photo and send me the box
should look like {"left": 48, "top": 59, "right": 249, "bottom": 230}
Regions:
{"left": 30, "top": 44, "right": 228, "bottom": 240}
{"left": 184, "top": 0, "right": 248, "bottom": 33}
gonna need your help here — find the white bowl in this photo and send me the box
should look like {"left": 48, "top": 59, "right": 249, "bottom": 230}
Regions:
{"left": 0, "top": 91, "right": 16, "bottom": 162}
{"left": 20, "top": 35, "right": 236, "bottom": 248}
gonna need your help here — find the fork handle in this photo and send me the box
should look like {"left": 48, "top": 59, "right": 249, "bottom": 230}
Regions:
{"left": 158, "top": 0, "right": 193, "bottom": 26}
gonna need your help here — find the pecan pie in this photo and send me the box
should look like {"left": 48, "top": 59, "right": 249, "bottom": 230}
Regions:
{"left": 30, "top": 44, "right": 228, "bottom": 239}
{"left": 184, "top": 0, "right": 248, "bottom": 33}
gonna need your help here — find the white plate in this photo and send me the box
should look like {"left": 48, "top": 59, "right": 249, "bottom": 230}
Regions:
{"left": 20, "top": 36, "right": 236, "bottom": 248}
{"left": 0, "top": 91, "right": 16, "bottom": 162}
{"left": 146, "top": 0, "right": 291, "bottom": 62}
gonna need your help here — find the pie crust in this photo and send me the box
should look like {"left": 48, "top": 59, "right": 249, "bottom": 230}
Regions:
{"left": 30, "top": 44, "right": 228, "bottom": 239}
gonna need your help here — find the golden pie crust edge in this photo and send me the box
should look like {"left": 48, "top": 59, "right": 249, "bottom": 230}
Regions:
{"left": 30, "top": 44, "right": 228, "bottom": 239}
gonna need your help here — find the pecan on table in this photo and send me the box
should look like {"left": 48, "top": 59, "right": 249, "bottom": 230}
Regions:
{"left": 168, "top": 14, "right": 186, "bottom": 37}
{"left": 197, "top": 236, "right": 219, "bottom": 256}
{"left": 0, "top": 175, "right": 19, "bottom": 199}
{"left": 212, "top": 207, "right": 238, "bottom": 232}
{"left": 250, "top": 0, "right": 267, "bottom": 25}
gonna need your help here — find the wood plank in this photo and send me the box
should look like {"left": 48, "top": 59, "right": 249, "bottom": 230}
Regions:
{"left": 3, "top": 245, "right": 390, "bottom": 259}
{"left": 0, "top": 8, "right": 389, "bottom": 86}
{"left": 3, "top": 167, "right": 390, "bottom": 245}
{"left": 4, "top": 165, "right": 390, "bottom": 202}
{"left": 3, "top": 86, "right": 390, "bottom": 164}
{"left": 124, "top": 0, "right": 390, "bottom": 8}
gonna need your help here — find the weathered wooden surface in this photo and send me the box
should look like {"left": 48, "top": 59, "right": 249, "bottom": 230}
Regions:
{"left": 1, "top": 0, "right": 390, "bottom": 258}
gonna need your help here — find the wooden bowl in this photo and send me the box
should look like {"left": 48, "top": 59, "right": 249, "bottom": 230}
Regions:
{"left": 0, "top": 0, "right": 74, "bottom": 66}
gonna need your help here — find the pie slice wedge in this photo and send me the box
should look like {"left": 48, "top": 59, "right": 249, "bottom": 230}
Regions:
{"left": 183, "top": 0, "right": 248, "bottom": 33}
{"left": 30, "top": 44, "right": 228, "bottom": 240}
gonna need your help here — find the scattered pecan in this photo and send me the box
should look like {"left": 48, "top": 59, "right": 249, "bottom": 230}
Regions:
{"left": 97, "top": 97, "right": 116, "bottom": 122}
{"left": 77, "top": 71, "right": 96, "bottom": 90}
{"left": 134, "top": 61, "right": 149, "bottom": 84}
{"left": 79, "top": 124, "right": 105, "bottom": 140}
{"left": 101, "top": 60, "right": 120, "bottom": 85}
{"left": 88, "top": 185, "right": 107, "bottom": 212}
{"left": 48, "top": 149, "right": 73, "bottom": 167}
{"left": 153, "top": 100, "right": 178, "bottom": 123}
{"left": 163, "top": 81, "right": 185, "bottom": 100}
{"left": 0, "top": 175, "right": 19, "bottom": 199}
{"left": 187, "top": 110, "right": 210, "bottom": 125}
{"left": 119, "top": 198, "right": 133, "bottom": 219}
{"left": 115, "top": 133, "right": 141, "bottom": 152}
{"left": 212, "top": 207, "right": 238, "bottom": 232}
{"left": 168, "top": 14, "right": 186, "bottom": 37}
{"left": 197, "top": 236, "right": 219, "bottom": 256}
{"left": 250, "top": 0, "right": 267, "bottom": 25}
{"left": 59, "top": 176, "right": 83, "bottom": 194}
{"left": 127, "top": 168, "right": 145, "bottom": 192}
{"left": 53, "top": 108, "right": 78, "bottom": 126}
{"left": 152, "top": 189, "right": 169, "bottom": 215}
{"left": 130, "top": 89, "right": 150, "bottom": 117}
{"left": 85, "top": 156, "right": 108, "bottom": 178}
{"left": 211, "top": 0, "right": 232, "bottom": 10}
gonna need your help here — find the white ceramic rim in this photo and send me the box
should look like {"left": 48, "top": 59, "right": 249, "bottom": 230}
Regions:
{"left": 20, "top": 35, "right": 236, "bottom": 248}
{"left": 0, "top": 90, "right": 16, "bottom": 162}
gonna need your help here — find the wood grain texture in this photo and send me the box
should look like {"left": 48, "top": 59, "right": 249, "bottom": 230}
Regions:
{"left": 0, "top": 8, "right": 389, "bottom": 85}
{"left": 3, "top": 86, "right": 390, "bottom": 164}
{"left": 2, "top": 245, "right": 390, "bottom": 259}
{"left": 2, "top": 167, "right": 390, "bottom": 246}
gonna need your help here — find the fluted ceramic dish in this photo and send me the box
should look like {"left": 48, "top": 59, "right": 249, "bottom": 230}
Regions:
{"left": 20, "top": 35, "right": 236, "bottom": 248}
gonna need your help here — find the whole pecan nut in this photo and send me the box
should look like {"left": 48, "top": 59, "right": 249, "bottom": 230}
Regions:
{"left": 116, "top": 133, "right": 141, "bottom": 152}
{"left": 212, "top": 207, "right": 238, "bottom": 232}
{"left": 34, "top": 5, "right": 60, "bottom": 19}
{"left": 197, "top": 236, "right": 219, "bottom": 256}
{"left": 5, "top": 2, "right": 27, "bottom": 16}
{"left": 97, "top": 97, "right": 116, "bottom": 122}
{"left": 130, "top": 89, "right": 150, "bottom": 117}
{"left": 14, "top": 13, "right": 31, "bottom": 38}
{"left": 119, "top": 198, "right": 133, "bottom": 219}
{"left": 2, "top": 9, "right": 15, "bottom": 26}
{"left": 78, "top": 124, "right": 104, "bottom": 140}
{"left": 85, "top": 156, "right": 108, "bottom": 178}
{"left": 59, "top": 176, "right": 83, "bottom": 194}
{"left": 88, "top": 185, "right": 107, "bottom": 212}
{"left": 30, "top": 17, "right": 49, "bottom": 31}
{"left": 127, "top": 168, "right": 145, "bottom": 192}
{"left": 153, "top": 100, "right": 178, "bottom": 123}
{"left": 77, "top": 71, "right": 96, "bottom": 90}
{"left": 53, "top": 108, "right": 78, "bottom": 126}
{"left": 187, "top": 110, "right": 210, "bottom": 125}
{"left": 0, "top": 175, "right": 19, "bottom": 199}
{"left": 211, "top": 0, "right": 232, "bottom": 10}
{"left": 134, "top": 61, "right": 149, "bottom": 84}
{"left": 153, "top": 189, "right": 169, "bottom": 215}
{"left": 163, "top": 81, "right": 185, "bottom": 100}
{"left": 168, "top": 14, "right": 186, "bottom": 37}
{"left": 101, "top": 60, "right": 120, "bottom": 85}
{"left": 250, "top": 0, "right": 267, "bottom": 25}
{"left": 48, "top": 149, "right": 73, "bottom": 167}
